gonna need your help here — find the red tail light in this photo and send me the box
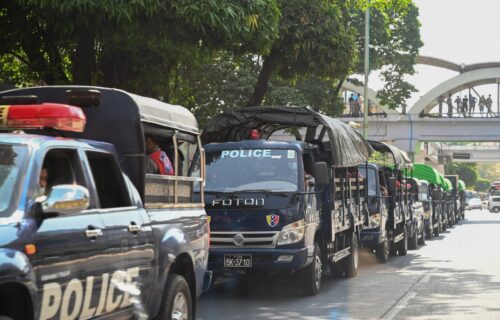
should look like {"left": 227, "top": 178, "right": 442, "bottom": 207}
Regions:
{"left": 1, "top": 103, "right": 86, "bottom": 133}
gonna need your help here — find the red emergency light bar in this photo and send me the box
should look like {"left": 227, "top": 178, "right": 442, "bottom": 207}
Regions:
{"left": 0, "top": 103, "right": 86, "bottom": 133}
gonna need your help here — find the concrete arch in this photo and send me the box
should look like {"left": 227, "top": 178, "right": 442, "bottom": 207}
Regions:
{"left": 341, "top": 81, "right": 399, "bottom": 115}
{"left": 416, "top": 56, "right": 461, "bottom": 72}
{"left": 408, "top": 67, "right": 500, "bottom": 115}
{"left": 415, "top": 56, "right": 500, "bottom": 73}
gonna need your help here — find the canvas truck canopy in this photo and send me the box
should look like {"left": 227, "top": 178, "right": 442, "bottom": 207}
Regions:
{"left": 368, "top": 140, "right": 413, "bottom": 169}
{"left": 458, "top": 180, "right": 466, "bottom": 191}
{"left": 202, "top": 106, "right": 373, "bottom": 168}
{"left": 438, "top": 174, "right": 446, "bottom": 190}
{"left": 0, "top": 85, "right": 199, "bottom": 197}
{"left": 412, "top": 163, "right": 442, "bottom": 186}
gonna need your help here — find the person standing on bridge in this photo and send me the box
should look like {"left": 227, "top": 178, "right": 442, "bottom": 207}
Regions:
{"left": 437, "top": 95, "right": 444, "bottom": 117}
{"left": 447, "top": 94, "right": 453, "bottom": 117}
{"left": 462, "top": 95, "right": 468, "bottom": 117}
{"left": 348, "top": 94, "right": 354, "bottom": 116}
{"left": 479, "top": 95, "right": 486, "bottom": 117}
{"left": 455, "top": 95, "right": 462, "bottom": 117}
{"left": 469, "top": 95, "right": 476, "bottom": 117}
{"left": 486, "top": 94, "right": 494, "bottom": 117}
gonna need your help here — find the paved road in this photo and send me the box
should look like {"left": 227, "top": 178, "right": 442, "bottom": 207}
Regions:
{"left": 197, "top": 209, "right": 500, "bottom": 319}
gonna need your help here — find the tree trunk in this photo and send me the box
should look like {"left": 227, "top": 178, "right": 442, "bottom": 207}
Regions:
{"left": 247, "top": 48, "right": 281, "bottom": 106}
{"left": 334, "top": 79, "right": 344, "bottom": 96}
{"left": 72, "top": 26, "right": 96, "bottom": 84}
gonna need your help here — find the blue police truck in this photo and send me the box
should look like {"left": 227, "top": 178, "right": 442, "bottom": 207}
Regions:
{"left": 200, "top": 106, "right": 372, "bottom": 296}
{"left": 358, "top": 141, "right": 420, "bottom": 262}
{"left": 0, "top": 86, "right": 210, "bottom": 320}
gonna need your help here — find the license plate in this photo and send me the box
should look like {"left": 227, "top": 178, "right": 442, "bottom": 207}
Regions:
{"left": 224, "top": 254, "right": 252, "bottom": 268}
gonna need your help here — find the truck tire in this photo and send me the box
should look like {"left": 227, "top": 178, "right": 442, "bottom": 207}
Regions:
{"left": 408, "top": 225, "right": 418, "bottom": 250}
{"left": 425, "top": 217, "right": 433, "bottom": 240}
{"left": 418, "top": 227, "right": 426, "bottom": 246}
{"left": 398, "top": 226, "right": 408, "bottom": 256}
{"left": 493, "top": 207, "right": 500, "bottom": 213}
{"left": 344, "top": 233, "right": 359, "bottom": 278}
{"left": 376, "top": 231, "right": 390, "bottom": 263}
{"left": 156, "top": 274, "right": 193, "bottom": 320}
{"left": 302, "top": 242, "right": 322, "bottom": 296}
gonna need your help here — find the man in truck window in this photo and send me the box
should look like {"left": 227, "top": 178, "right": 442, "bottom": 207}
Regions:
{"left": 145, "top": 135, "right": 174, "bottom": 175}
{"left": 39, "top": 166, "right": 48, "bottom": 195}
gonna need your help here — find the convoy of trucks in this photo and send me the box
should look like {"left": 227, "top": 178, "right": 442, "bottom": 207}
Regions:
{"left": 0, "top": 86, "right": 471, "bottom": 319}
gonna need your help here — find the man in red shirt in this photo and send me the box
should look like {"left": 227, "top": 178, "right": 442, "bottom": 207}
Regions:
{"left": 145, "top": 135, "right": 174, "bottom": 175}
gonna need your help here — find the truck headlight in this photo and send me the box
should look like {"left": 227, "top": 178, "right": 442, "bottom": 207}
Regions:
{"left": 369, "top": 213, "right": 381, "bottom": 228}
{"left": 277, "top": 219, "right": 305, "bottom": 246}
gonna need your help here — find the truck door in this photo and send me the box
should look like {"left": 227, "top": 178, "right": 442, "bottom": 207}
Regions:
{"left": 34, "top": 148, "right": 109, "bottom": 320}
{"left": 83, "top": 150, "right": 155, "bottom": 315}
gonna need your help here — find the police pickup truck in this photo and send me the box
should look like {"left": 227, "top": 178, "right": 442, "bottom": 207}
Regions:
{"left": 0, "top": 86, "right": 210, "bottom": 320}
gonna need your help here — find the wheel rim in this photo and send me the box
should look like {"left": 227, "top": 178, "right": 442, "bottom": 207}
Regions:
{"left": 171, "top": 292, "right": 189, "bottom": 320}
{"left": 314, "top": 252, "right": 322, "bottom": 289}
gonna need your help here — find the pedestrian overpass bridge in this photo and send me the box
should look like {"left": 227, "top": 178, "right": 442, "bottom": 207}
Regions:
{"left": 435, "top": 143, "right": 500, "bottom": 163}
{"left": 342, "top": 114, "right": 500, "bottom": 158}
{"left": 341, "top": 55, "right": 500, "bottom": 159}
{"left": 342, "top": 55, "right": 500, "bottom": 116}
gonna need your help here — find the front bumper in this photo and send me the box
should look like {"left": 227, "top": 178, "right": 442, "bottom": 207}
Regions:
{"left": 208, "top": 247, "right": 309, "bottom": 275}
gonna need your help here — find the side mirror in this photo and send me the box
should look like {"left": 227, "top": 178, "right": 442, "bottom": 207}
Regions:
{"left": 313, "top": 162, "right": 329, "bottom": 185}
{"left": 40, "top": 185, "right": 90, "bottom": 217}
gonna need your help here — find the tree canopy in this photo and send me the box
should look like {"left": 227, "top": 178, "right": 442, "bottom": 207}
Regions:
{"left": 1, "top": 0, "right": 422, "bottom": 124}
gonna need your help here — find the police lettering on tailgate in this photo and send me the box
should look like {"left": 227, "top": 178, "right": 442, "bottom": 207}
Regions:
{"left": 39, "top": 267, "right": 139, "bottom": 320}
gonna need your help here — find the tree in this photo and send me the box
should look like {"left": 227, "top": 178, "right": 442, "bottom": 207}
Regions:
{"left": 0, "top": 0, "right": 280, "bottom": 97}
{"left": 248, "top": 0, "right": 422, "bottom": 109}
{"left": 173, "top": 53, "right": 345, "bottom": 127}
{"left": 475, "top": 178, "right": 491, "bottom": 192}
{"left": 248, "top": 0, "right": 357, "bottom": 106}
{"left": 445, "top": 163, "right": 478, "bottom": 188}
{"left": 352, "top": 0, "right": 422, "bottom": 109}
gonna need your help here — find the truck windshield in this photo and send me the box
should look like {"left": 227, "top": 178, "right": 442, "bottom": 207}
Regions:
{"left": 419, "top": 183, "right": 429, "bottom": 201}
{"left": 205, "top": 148, "right": 299, "bottom": 192}
{"left": 0, "top": 144, "right": 29, "bottom": 217}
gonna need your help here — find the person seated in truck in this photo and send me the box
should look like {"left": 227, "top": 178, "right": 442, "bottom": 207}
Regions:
{"left": 145, "top": 135, "right": 174, "bottom": 175}
{"left": 39, "top": 166, "right": 48, "bottom": 195}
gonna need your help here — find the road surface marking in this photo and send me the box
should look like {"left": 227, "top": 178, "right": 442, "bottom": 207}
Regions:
{"left": 383, "top": 292, "right": 418, "bottom": 320}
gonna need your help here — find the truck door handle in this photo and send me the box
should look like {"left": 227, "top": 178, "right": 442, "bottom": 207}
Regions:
{"left": 128, "top": 222, "right": 141, "bottom": 234}
{"left": 85, "top": 227, "right": 103, "bottom": 239}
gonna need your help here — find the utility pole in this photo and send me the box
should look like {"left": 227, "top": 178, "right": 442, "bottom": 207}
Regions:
{"left": 363, "top": 0, "right": 370, "bottom": 138}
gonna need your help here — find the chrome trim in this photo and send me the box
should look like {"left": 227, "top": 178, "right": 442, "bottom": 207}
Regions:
{"left": 210, "top": 231, "right": 279, "bottom": 248}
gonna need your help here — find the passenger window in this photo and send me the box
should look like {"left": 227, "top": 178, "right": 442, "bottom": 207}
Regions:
{"left": 144, "top": 130, "right": 204, "bottom": 207}
{"left": 40, "top": 149, "right": 87, "bottom": 196}
{"left": 85, "top": 151, "right": 131, "bottom": 209}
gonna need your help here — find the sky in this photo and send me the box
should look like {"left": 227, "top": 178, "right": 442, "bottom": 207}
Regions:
{"left": 370, "top": 0, "right": 500, "bottom": 109}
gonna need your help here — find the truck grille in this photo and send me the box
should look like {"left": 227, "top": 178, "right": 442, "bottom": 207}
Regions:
{"left": 210, "top": 231, "right": 279, "bottom": 248}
